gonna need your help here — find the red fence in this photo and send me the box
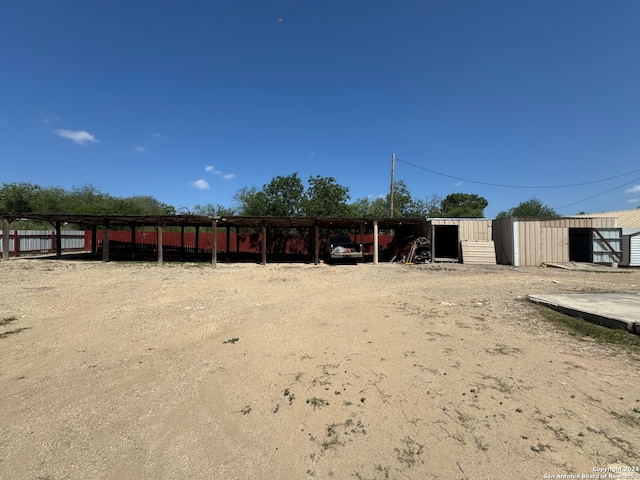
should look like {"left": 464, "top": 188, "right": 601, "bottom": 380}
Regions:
{"left": 91, "top": 230, "right": 394, "bottom": 256}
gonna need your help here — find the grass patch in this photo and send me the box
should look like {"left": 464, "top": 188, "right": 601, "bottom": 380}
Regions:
{"left": 530, "top": 442, "right": 552, "bottom": 453}
{"left": 306, "top": 397, "right": 329, "bottom": 410}
{"left": 531, "top": 304, "right": 640, "bottom": 350}
{"left": 223, "top": 337, "right": 239, "bottom": 344}
{"left": 394, "top": 437, "right": 424, "bottom": 468}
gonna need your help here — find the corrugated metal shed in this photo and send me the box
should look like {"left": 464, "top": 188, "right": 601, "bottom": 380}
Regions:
{"left": 572, "top": 209, "right": 640, "bottom": 229}
{"left": 622, "top": 231, "right": 640, "bottom": 267}
{"left": 427, "top": 218, "right": 492, "bottom": 241}
{"left": 492, "top": 217, "right": 619, "bottom": 266}
{"left": 426, "top": 219, "right": 493, "bottom": 262}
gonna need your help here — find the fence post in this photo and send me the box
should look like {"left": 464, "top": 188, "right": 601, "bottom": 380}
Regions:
{"left": 211, "top": 219, "right": 218, "bottom": 267}
{"left": 14, "top": 230, "right": 20, "bottom": 257}
{"left": 55, "top": 221, "right": 62, "bottom": 258}
{"left": 91, "top": 226, "right": 97, "bottom": 253}
{"left": 261, "top": 223, "right": 267, "bottom": 265}
{"left": 102, "top": 219, "right": 110, "bottom": 262}
{"left": 2, "top": 217, "right": 10, "bottom": 260}
{"left": 84, "top": 230, "right": 91, "bottom": 252}
{"left": 157, "top": 222, "right": 163, "bottom": 266}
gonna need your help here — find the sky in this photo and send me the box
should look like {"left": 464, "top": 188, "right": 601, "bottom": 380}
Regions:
{"left": 1, "top": 0, "right": 640, "bottom": 219}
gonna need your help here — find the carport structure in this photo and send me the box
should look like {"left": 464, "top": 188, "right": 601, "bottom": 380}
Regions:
{"left": 1, "top": 213, "right": 423, "bottom": 266}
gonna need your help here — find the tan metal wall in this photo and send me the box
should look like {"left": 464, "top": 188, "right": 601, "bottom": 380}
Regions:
{"left": 493, "top": 217, "right": 618, "bottom": 266}
{"left": 428, "top": 219, "right": 492, "bottom": 241}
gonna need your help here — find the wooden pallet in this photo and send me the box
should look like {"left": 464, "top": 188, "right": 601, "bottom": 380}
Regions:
{"left": 460, "top": 241, "right": 496, "bottom": 265}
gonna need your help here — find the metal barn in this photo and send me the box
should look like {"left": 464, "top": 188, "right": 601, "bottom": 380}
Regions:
{"left": 572, "top": 209, "right": 640, "bottom": 268}
{"left": 426, "top": 219, "right": 494, "bottom": 263}
{"left": 622, "top": 231, "right": 640, "bottom": 267}
{"left": 492, "top": 217, "right": 622, "bottom": 266}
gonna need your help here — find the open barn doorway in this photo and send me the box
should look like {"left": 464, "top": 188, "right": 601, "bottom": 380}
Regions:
{"left": 569, "top": 228, "right": 591, "bottom": 262}
{"left": 433, "top": 225, "right": 459, "bottom": 261}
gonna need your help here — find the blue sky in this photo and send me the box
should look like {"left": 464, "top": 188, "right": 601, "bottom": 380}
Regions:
{"left": 1, "top": 0, "right": 640, "bottom": 218}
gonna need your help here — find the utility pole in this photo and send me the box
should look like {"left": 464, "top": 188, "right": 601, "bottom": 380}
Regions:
{"left": 390, "top": 153, "right": 395, "bottom": 217}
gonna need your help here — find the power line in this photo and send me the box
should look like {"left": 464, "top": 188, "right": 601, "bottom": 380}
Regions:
{"left": 556, "top": 176, "right": 640, "bottom": 210}
{"left": 396, "top": 158, "right": 640, "bottom": 189}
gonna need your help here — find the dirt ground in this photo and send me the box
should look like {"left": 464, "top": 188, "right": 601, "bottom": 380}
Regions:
{"left": 1, "top": 257, "right": 640, "bottom": 480}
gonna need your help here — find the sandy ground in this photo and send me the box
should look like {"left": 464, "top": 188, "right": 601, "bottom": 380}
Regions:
{"left": 1, "top": 257, "right": 640, "bottom": 480}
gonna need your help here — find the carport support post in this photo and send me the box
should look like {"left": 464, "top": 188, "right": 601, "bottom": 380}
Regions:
{"left": 102, "top": 219, "right": 110, "bottom": 262}
{"left": 157, "top": 223, "right": 163, "bottom": 266}
{"left": 211, "top": 219, "right": 218, "bottom": 267}
{"left": 313, "top": 223, "right": 319, "bottom": 265}
{"left": 235, "top": 227, "right": 240, "bottom": 253}
{"left": 55, "top": 221, "right": 62, "bottom": 258}
{"left": 359, "top": 224, "right": 364, "bottom": 261}
{"left": 195, "top": 226, "right": 200, "bottom": 253}
{"left": 373, "top": 220, "right": 379, "bottom": 265}
{"left": 2, "top": 217, "right": 9, "bottom": 260}
{"left": 261, "top": 223, "right": 267, "bottom": 265}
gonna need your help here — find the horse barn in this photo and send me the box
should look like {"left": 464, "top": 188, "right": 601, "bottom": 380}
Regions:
{"left": 0, "top": 213, "right": 424, "bottom": 265}
{"left": 492, "top": 216, "right": 623, "bottom": 266}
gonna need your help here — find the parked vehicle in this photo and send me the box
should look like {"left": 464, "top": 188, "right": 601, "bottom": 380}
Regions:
{"left": 324, "top": 236, "right": 363, "bottom": 262}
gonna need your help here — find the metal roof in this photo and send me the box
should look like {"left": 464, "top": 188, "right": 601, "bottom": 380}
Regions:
{"left": 0, "top": 213, "right": 423, "bottom": 230}
{"left": 571, "top": 209, "right": 640, "bottom": 229}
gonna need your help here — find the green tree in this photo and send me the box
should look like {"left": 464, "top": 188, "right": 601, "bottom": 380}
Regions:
{"left": 408, "top": 194, "right": 443, "bottom": 218}
{"left": 347, "top": 196, "right": 389, "bottom": 217}
{"left": 439, "top": 193, "right": 488, "bottom": 218}
{"left": 0, "top": 182, "right": 41, "bottom": 213}
{"left": 1, "top": 182, "right": 176, "bottom": 216}
{"left": 348, "top": 182, "right": 441, "bottom": 219}
{"left": 261, "top": 173, "right": 305, "bottom": 216}
{"left": 496, "top": 198, "right": 559, "bottom": 219}
{"left": 387, "top": 180, "right": 414, "bottom": 218}
{"left": 387, "top": 181, "right": 443, "bottom": 218}
{"left": 192, "top": 203, "right": 236, "bottom": 217}
{"left": 233, "top": 186, "right": 269, "bottom": 216}
{"left": 303, "top": 175, "right": 350, "bottom": 216}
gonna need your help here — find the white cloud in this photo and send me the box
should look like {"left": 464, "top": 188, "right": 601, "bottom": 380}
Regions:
{"left": 223, "top": 173, "right": 235, "bottom": 180}
{"left": 134, "top": 146, "right": 145, "bottom": 152}
{"left": 151, "top": 133, "right": 167, "bottom": 139}
{"left": 454, "top": 181, "right": 463, "bottom": 187}
{"left": 626, "top": 185, "right": 640, "bottom": 194}
{"left": 43, "top": 114, "right": 61, "bottom": 124}
{"left": 56, "top": 129, "right": 99, "bottom": 145}
{"left": 191, "top": 179, "right": 210, "bottom": 190}
{"left": 205, "top": 165, "right": 214, "bottom": 172}
{"left": 628, "top": 197, "right": 640, "bottom": 204}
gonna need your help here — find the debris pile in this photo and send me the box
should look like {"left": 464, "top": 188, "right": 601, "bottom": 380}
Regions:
{"left": 390, "top": 236, "right": 431, "bottom": 264}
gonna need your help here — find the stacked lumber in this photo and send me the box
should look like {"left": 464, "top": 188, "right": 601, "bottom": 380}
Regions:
{"left": 395, "top": 237, "right": 430, "bottom": 264}
{"left": 460, "top": 241, "right": 496, "bottom": 265}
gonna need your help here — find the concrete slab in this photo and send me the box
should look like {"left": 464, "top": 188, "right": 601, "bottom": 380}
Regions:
{"left": 541, "top": 262, "right": 622, "bottom": 272}
{"left": 528, "top": 293, "right": 640, "bottom": 334}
